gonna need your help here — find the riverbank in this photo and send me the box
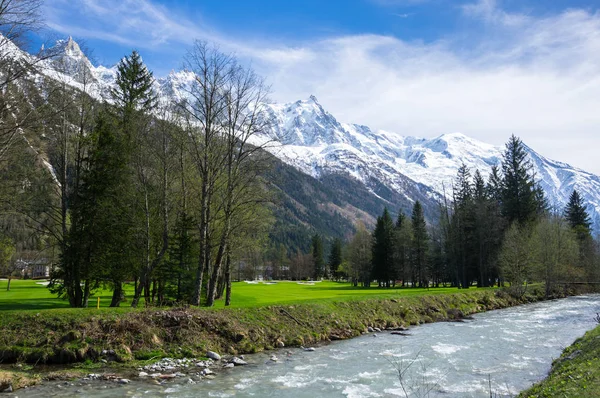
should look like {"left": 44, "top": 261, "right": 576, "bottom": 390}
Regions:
{"left": 0, "top": 286, "right": 574, "bottom": 392}
{"left": 519, "top": 322, "right": 600, "bottom": 397}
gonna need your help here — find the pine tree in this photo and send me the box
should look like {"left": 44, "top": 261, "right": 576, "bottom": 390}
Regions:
{"left": 565, "top": 189, "right": 591, "bottom": 232}
{"left": 371, "top": 208, "right": 395, "bottom": 287}
{"left": 312, "top": 234, "right": 325, "bottom": 279}
{"left": 564, "top": 189, "right": 594, "bottom": 268}
{"left": 501, "top": 135, "right": 539, "bottom": 225}
{"left": 450, "top": 164, "right": 476, "bottom": 288}
{"left": 411, "top": 201, "right": 429, "bottom": 288}
{"left": 394, "top": 211, "right": 411, "bottom": 286}
{"left": 328, "top": 237, "right": 343, "bottom": 280}
{"left": 64, "top": 110, "right": 133, "bottom": 307}
{"left": 111, "top": 50, "right": 157, "bottom": 118}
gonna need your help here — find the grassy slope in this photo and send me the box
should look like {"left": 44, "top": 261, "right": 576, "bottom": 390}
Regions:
{"left": 519, "top": 324, "right": 600, "bottom": 398}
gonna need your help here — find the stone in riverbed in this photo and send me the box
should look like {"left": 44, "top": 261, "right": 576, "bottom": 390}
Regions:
{"left": 391, "top": 331, "right": 411, "bottom": 336}
{"left": 138, "top": 372, "right": 149, "bottom": 377}
{"left": 303, "top": 347, "right": 316, "bottom": 352}
{"left": 230, "top": 357, "right": 248, "bottom": 366}
{"left": 207, "top": 351, "right": 221, "bottom": 360}
{"left": 367, "top": 326, "right": 374, "bottom": 333}
{"left": 222, "top": 363, "right": 235, "bottom": 368}
{"left": 1, "top": 384, "right": 13, "bottom": 393}
{"left": 117, "top": 379, "right": 130, "bottom": 384}
{"left": 276, "top": 340, "right": 285, "bottom": 348}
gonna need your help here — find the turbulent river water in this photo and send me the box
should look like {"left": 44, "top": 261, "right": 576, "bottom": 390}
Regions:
{"left": 17, "top": 295, "right": 600, "bottom": 397}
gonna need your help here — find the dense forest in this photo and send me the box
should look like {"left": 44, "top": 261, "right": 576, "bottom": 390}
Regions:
{"left": 296, "top": 135, "right": 598, "bottom": 296}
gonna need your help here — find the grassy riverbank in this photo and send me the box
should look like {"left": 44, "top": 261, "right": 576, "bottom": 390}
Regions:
{"left": 0, "top": 281, "right": 573, "bottom": 392}
{"left": 519, "top": 323, "right": 600, "bottom": 398}
{"left": 0, "top": 285, "right": 550, "bottom": 365}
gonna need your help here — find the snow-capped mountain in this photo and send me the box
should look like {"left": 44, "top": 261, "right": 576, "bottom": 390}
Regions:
{"left": 15, "top": 37, "right": 600, "bottom": 232}
{"left": 256, "top": 95, "right": 600, "bottom": 232}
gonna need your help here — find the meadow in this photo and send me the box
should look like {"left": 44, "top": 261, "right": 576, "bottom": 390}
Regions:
{"left": 0, "top": 279, "right": 486, "bottom": 312}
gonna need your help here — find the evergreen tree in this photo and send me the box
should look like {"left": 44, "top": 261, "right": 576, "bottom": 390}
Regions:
{"left": 371, "top": 208, "right": 395, "bottom": 287}
{"left": 328, "top": 237, "right": 343, "bottom": 280}
{"left": 565, "top": 189, "right": 591, "bottom": 234}
{"left": 473, "top": 169, "right": 500, "bottom": 287}
{"left": 564, "top": 189, "right": 594, "bottom": 271}
{"left": 452, "top": 164, "right": 475, "bottom": 288}
{"left": 394, "top": 211, "right": 411, "bottom": 286}
{"left": 111, "top": 50, "right": 157, "bottom": 118}
{"left": 501, "top": 135, "right": 539, "bottom": 225}
{"left": 311, "top": 234, "right": 325, "bottom": 279}
{"left": 411, "top": 201, "right": 429, "bottom": 287}
{"left": 64, "top": 110, "right": 133, "bottom": 307}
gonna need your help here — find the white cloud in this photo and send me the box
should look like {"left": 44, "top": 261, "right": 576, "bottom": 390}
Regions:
{"left": 43, "top": 0, "right": 600, "bottom": 174}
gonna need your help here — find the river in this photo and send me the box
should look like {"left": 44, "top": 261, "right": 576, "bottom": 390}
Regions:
{"left": 16, "top": 295, "right": 600, "bottom": 397}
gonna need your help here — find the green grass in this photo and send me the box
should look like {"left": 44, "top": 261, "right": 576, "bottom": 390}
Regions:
{"left": 519, "top": 324, "right": 600, "bottom": 397}
{"left": 0, "top": 278, "right": 493, "bottom": 312}
{"left": 0, "top": 279, "right": 135, "bottom": 312}
{"left": 211, "top": 281, "right": 489, "bottom": 308}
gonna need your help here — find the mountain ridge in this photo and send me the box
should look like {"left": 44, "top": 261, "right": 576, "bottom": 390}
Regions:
{"left": 21, "top": 37, "right": 600, "bottom": 233}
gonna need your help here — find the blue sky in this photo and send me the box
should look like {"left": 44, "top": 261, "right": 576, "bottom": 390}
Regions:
{"left": 39, "top": 0, "right": 600, "bottom": 173}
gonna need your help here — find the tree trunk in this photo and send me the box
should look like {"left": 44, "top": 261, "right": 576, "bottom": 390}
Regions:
{"left": 225, "top": 253, "right": 232, "bottom": 306}
{"left": 83, "top": 280, "right": 90, "bottom": 308}
{"left": 110, "top": 281, "right": 123, "bottom": 307}
{"left": 191, "top": 182, "right": 209, "bottom": 306}
{"left": 207, "top": 234, "right": 228, "bottom": 306}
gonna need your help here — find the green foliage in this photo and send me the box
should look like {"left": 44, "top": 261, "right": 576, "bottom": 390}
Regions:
{"left": 411, "top": 201, "right": 429, "bottom": 288}
{"left": 0, "top": 235, "right": 14, "bottom": 274}
{"left": 499, "top": 223, "right": 534, "bottom": 296}
{"left": 328, "top": 237, "right": 343, "bottom": 279}
{"left": 565, "top": 189, "right": 592, "bottom": 240}
{"left": 530, "top": 214, "right": 578, "bottom": 297}
{"left": 311, "top": 234, "right": 325, "bottom": 279}
{"left": 394, "top": 212, "right": 412, "bottom": 286}
{"left": 371, "top": 208, "right": 395, "bottom": 287}
{"left": 111, "top": 50, "right": 157, "bottom": 116}
{"left": 347, "top": 222, "right": 372, "bottom": 287}
{"left": 501, "top": 135, "right": 541, "bottom": 225}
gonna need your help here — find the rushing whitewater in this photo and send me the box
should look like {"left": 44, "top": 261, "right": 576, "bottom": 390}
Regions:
{"left": 20, "top": 295, "right": 600, "bottom": 397}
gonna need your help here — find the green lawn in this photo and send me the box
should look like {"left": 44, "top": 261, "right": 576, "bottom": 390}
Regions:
{"left": 0, "top": 278, "right": 492, "bottom": 312}
{"left": 0, "top": 279, "right": 135, "bottom": 312}
{"left": 211, "top": 280, "right": 483, "bottom": 308}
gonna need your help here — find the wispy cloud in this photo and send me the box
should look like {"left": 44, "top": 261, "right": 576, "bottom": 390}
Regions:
{"left": 43, "top": 0, "right": 600, "bottom": 174}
